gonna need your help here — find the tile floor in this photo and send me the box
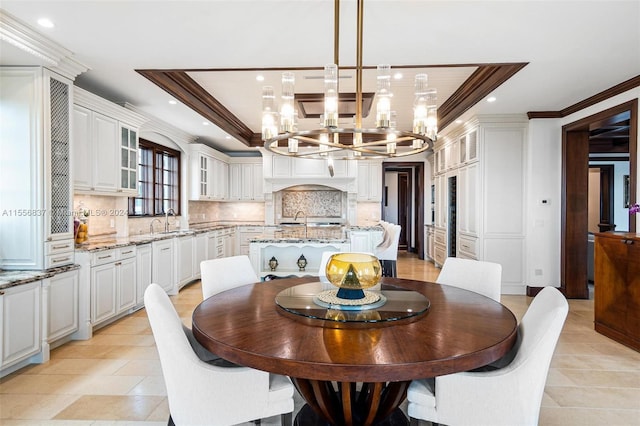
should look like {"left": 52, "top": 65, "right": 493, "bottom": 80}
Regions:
{"left": 1, "top": 252, "right": 639, "bottom": 425}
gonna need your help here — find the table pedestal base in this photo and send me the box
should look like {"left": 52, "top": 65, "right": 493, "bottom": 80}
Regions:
{"left": 292, "top": 379, "right": 410, "bottom": 426}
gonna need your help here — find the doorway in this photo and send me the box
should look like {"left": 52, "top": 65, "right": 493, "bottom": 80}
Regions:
{"left": 382, "top": 162, "right": 425, "bottom": 259}
{"left": 561, "top": 99, "right": 637, "bottom": 298}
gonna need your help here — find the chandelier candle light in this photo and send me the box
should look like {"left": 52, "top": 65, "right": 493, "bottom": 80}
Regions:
{"left": 261, "top": 0, "right": 438, "bottom": 160}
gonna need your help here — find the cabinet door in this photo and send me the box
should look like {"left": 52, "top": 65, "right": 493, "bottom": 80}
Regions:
{"left": 92, "top": 112, "right": 119, "bottom": 191}
{"left": 350, "top": 232, "right": 371, "bottom": 253}
{"left": 252, "top": 163, "right": 264, "bottom": 200}
{"left": 241, "top": 163, "right": 254, "bottom": 200}
{"left": 357, "top": 163, "right": 382, "bottom": 201}
{"left": 136, "top": 245, "right": 152, "bottom": 306}
{"left": 91, "top": 262, "right": 117, "bottom": 324}
{"left": 117, "top": 257, "right": 137, "bottom": 312}
{"left": 177, "top": 236, "right": 194, "bottom": 286}
{"left": 118, "top": 125, "right": 138, "bottom": 194}
{"left": 214, "top": 160, "right": 228, "bottom": 200}
{"left": 45, "top": 72, "right": 74, "bottom": 242}
{"left": 47, "top": 270, "right": 79, "bottom": 342}
{"left": 153, "top": 240, "right": 174, "bottom": 292}
{"left": 1, "top": 281, "right": 41, "bottom": 368}
{"left": 193, "top": 234, "right": 208, "bottom": 278}
{"left": 206, "top": 233, "right": 218, "bottom": 260}
{"left": 73, "top": 105, "right": 93, "bottom": 189}
{"left": 228, "top": 163, "right": 241, "bottom": 200}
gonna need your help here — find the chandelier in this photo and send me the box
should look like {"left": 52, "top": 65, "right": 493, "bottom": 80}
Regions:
{"left": 261, "top": 0, "right": 438, "bottom": 160}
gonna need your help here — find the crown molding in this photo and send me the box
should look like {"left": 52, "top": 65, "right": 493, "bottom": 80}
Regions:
{"left": 74, "top": 87, "right": 147, "bottom": 127}
{"left": 0, "top": 10, "right": 89, "bottom": 80}
{"left": 528, "top": 75, "right": 640, "bottom": 119}
{"left": 124, "top": 103, "right": 198, "bottom": 146}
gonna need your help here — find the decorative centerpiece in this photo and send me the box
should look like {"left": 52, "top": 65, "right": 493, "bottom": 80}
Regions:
{"left": 269, "top": 256, "right": 278, "bottom": 271}
{"left": 297, "top": 254, "right": 307, "bottom": 271}
{"left": 314, "top": 253, "right": 385, "bottom": 310}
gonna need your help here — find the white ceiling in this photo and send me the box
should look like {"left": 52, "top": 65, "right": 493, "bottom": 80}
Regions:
{"left": 1, "top": 1, "right": 639, "bottom": 154}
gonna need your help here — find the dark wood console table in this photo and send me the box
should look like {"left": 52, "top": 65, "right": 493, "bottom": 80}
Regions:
{"left": 594, "top": 232, "right": 640, "bottom": 351}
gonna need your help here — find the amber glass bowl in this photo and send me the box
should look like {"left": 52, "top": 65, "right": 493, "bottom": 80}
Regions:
{"left": 325, "top": 253, "right": 382, "bottom": 297}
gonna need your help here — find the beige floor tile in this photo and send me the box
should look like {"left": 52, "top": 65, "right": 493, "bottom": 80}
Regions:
{"left": 114, "top": 360, "right": 163, "bottom": 376}
{"left": 545, "top": 386, "right": 640, "bottom": 409}
{"left": 556, "top": 369, "right": 640, "bottom": 388}
{"left": 0, "top": 393, "right": 80, "bottom": 419}
{"left": 53, "top": 395, "right": 165, "bottom": 421}
{"left": 71, "top": 334, "right": 156, "bottom": 347}
{"left": 539, "top": 407, "right": 640, "bottom": 426}
{"left": 127, "top": 376, "right": 167, "bottom": 396}
{"left": 144, "top": 397, "right": 169, "bottom": 421}
{"left": 68, "top": 375, "right": 146, "bottom": 396}
{"left": 23, "top": 358, "right": 129, "bottom": 376}
{"left": 98, "top": 317, "right": 152, "bottom": 335}
{"left": 0, "top": 374, "right": 81, "bottom": 395}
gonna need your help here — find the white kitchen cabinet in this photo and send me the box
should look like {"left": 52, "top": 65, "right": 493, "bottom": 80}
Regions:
{"left": 237, "top": 226, "right": 264, "bottom": 256}
{"left": 193, "top": 233, "right": 208, "bottom": 279}
{"left": 90, "top": 246, "right": 137, "bottom": 326}
{"left": 357, "top": 162, "right": 382, "bottom": 201}
{"left": 0, "top": 67, "right": 75, "bottom": 270}
{"left": 175, "top": 235, "right": 195, "bottom": 289}
{"left": 213, "top": 158, "right": 229, "bottom": 200}
{"left": 153, "top": 239, "right": 175, "bottom": 293}
{"left": 117, "top": 256, "right": 137, "bottom": 312}
{"left": 224, "top": 228, "right": 236, "bottom": 257}
{"left": 119, "top": 124, "right": 138, "bottom": 195}
{"left": 136, "top": 244, "right": 152, "bottom": 306}
{"left": 90, "top": 262, "right": 117, "bottom": 324}
{"left": 349, "top": 229, "right": 383, "bottom": 254}
{"left": 73, "top": 105, "right": 119, "bottom": 192}
{"left": 0, "top": 281, "right": 41, "bottom": 370}
{"left": 73, "top": 87, "right": 144, "bottom": 195}
{"left": 458, "top": 162, "right": 479, "bottom": 237}
{"left": 44, "top": 270, "right": 79, "bottom": 343}
{"left": 190, "top": 144, "right": 230, "bottom": 201}
{"left": 229, "top": 161, "right": 263, "bottom": 201}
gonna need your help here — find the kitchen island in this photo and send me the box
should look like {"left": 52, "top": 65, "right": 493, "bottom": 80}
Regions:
{"left": 249, "top": 237, "right": 350, "bottom": 279}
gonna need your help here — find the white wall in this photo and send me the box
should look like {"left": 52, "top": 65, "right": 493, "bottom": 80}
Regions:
{"left": 384, "top": 172, "right": 399, "bottom": 223}
{"left": 527, "top": 87, "right": 640, "bottom": 288}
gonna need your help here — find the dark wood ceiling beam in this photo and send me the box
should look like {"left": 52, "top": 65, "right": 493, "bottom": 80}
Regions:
{"left": 137, "top": 70, "right": 255, "bottom": 146}
{"left": 438, "top": 63, "right": 528, "bottom": 131}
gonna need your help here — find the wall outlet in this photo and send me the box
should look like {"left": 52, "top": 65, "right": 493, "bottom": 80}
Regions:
{"left": 110, "top": 219, "right": 115, "bottom": 228}
{"left": 534, "top": 269, "right": 543, "bottom": 276}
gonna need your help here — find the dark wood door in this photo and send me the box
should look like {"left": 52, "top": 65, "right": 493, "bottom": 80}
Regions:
{"left": 398, "top": 172, "right": 410, "bottom": 250}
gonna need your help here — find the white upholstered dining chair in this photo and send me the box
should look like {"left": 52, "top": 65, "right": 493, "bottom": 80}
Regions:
{"left": 407, "top": 286, "right": 568, "bottom": 426}
{"left": 200, "top": 255, "right": 259, "bottom": 299}
{"left": 436, "top": 257, "right": 502, "bottom": 302}
{"left": 144, "top": 283, "right": 294, "bottom": 426}
{"left": 375, "top": 223, "right": 401, "bottom": 277}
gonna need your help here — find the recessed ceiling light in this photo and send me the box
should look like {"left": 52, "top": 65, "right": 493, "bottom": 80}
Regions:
{"left": 455, "top": 119, "right": 463, "bottom": 124}
{"left": 203, "top": 121, "right": 210, "bottom": 126}
{"left": 487, "top": 96, "right": 497, "bottom": 103}
{"left": 393, "top": 72, "right": 403, "bottom": 80}
{"left": 225, "top": 136, "right": 231, "bottom": 140}
{"left": 256, "top": 75, "right": 265, "bottom": 82}
{"left": 168, "top": 100, "right": 177, "bottom": 105}
{"left": 37, "top": 18, "right": 54, "bottom": 28}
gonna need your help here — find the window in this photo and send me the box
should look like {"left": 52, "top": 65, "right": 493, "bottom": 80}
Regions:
{"left": 128, "top": 139, "right": 180, "bottom": 216}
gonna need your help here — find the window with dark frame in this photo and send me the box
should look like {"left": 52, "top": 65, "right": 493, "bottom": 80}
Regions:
{"left": 128, "top": 139, "right": 180, "bottom": 216}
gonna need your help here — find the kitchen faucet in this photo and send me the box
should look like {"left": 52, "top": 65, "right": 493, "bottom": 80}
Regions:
{"left": 165, "top": 208, "right": 176, "bottom": 232}
{"left": 294, "top": 210, "right": 307, "bottom": 238}
{"left": 149, "top": 218, "right": 162, "bottom": 235}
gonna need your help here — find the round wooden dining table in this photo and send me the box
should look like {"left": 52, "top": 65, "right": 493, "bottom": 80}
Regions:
{"left": 192, "top": 277, "right": 517, "bottom": 426}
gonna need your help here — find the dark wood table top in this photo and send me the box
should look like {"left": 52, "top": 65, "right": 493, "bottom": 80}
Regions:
{"left": 192, "top": 277, "right": 518, "bottom": 383}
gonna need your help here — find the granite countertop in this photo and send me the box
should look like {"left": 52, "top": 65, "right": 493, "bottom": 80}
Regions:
{"left": 75, "top": 223, "right": 239, "bottom": 252}
{"left": 0, "top": 263, "right": 80, "bottom": 290}
{"left": 348, "top": 225, "right": 384, "bottom": 231}
{"left": 250, "top": 237, "right": 349, "bottom": 244}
